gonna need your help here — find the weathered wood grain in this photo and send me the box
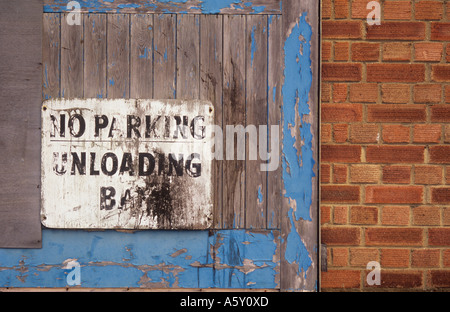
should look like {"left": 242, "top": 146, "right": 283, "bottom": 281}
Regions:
{"left": 176, "top": 14, "right": 200, "bottom": 100}
{"left": 245, "top": 15, "right": 268, "bottom": 229}
{"left": 267, "top": 14, "right": 282, "bottom": 229}
{"left": 222, "top": 15, "right": 246, "bottom": 229}
{"left": 84, "top": 14, "right": 107, "bottom": 98}
{"left": 43, "top": 13, "right": 61, "bottom": 100}
{"left": 43, "top": 0, "right": 282, "bottom": 15}
{"left": 61, "top": 13, "right": 84, "bottom": 98}
{"left": 130, "top": 14, "right": 154, "bottom": 99}
{"left": 153, "top": 14, "right": 176, "bottom": 99}
{"left": 200, "top": 14, "right": 223, "bottom": 228}
{"left": 0, "top": 0, "right": 42, "bottom": 248}
{"left": 107, "top": 14, "right": 130, "bottom": 99}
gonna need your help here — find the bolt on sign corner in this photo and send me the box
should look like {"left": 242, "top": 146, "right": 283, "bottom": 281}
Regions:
{"left": 41, "top": 98, "right": 214, "bottom": 230}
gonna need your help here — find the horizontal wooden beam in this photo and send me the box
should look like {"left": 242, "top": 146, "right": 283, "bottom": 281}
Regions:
{"left": 43, "top": 0, "right": 282, "bottom": 15}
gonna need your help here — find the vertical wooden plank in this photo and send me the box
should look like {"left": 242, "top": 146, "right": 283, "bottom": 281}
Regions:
{"left": 222, "top": 15, "right": 246, "bottom": 229}
{"left": 107, "top": 14, "right": 130, "bottom": 99}
{"left": 43, "top": 13, "right": 60, "bottom": 100}
{"left": 280, "top": 0, "right": 319, "bottom": 291}
{"left": 0, "top": 0, "right": 42, "bottom": 247}
{"left": 200, "top": 15, "right": 223, "bottom": 229}
{"left": 245, "top": 15, "right": 268, "bottom": 229}
{"left": 130, "top": 14, "right": 154, "bottom": 99}
{"left": 267, "top": 15, "right": 282, "bottom": 229}
{"left": 176, "top": 14, "right": 200, "bottom": 100}
{"left": 61, "top": 13, "right": 83, "bottom": 98}
{"left": 153, "top": 14, "right": 176, "bottom": 99}
{"left": 84, "top": 14, "right": 107, "bottom": 99}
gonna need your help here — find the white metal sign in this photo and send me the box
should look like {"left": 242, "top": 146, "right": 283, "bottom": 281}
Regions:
{"left": 41, "top": 99, "right": 214, "bottom": 229}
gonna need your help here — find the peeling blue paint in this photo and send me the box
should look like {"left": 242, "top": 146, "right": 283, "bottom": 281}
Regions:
{"left": 109, "top": 78, "right": 115, "bottom": 86}
{"left": 251, "top": 5, "right": 265, "bottom": 14}
{"left": 139, "top": 47, "right": 149, "bottom": 59}
{"left": 281, "top": 13, "right": 315, "bottom": 283}
{"left": 257, "top": 186, "right": 263, "bottom": 204}
{"left": 250, "top": 25, "right": 257, "bottom": 67}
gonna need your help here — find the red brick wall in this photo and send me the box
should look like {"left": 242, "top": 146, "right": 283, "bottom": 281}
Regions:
{"left": 320, "top": 0, "right": 450, "bottom": 291}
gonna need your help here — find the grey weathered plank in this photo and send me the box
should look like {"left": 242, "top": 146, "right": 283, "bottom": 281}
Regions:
{"left": 84, "top": 14, "right": 107, "bottom": 99}
{"left": 222, "top": 15, "right": 246, "bottom": 229}
{"left": 107, "top": 14, "right": 130, "bottom": 99}
{"left": 0, "top": 0, "right": 42, "bottom": 248}
{"left": 153, "top": 14, "right": 176, "bottom": 99}
{"left": 43, "top": 13, "right": 61, "bottom": 100}
{"left": 245, "top": 15, "right": 268, "bottom": 229}
{"left": 43, "top": 0, "right": 282, "bottom": 15}
{"left": 267, "top": 14, "right": 282, "bottom": 229}
{"left": 176, "top": 14, "right": 200, "bottom": 100}
{"left": 200, "top": 14, "right": 223, "bottom": 228}
{"left": 280, "top": 0, "right": 319, "bottom": 292}
{"left": 61, "top": 13, "right": 84, "bottom": 98}
{"left": 130, "top": 14, "right": 154, "bottom": 99}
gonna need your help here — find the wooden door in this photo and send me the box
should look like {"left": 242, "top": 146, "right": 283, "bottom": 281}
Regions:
{"left": 0, "top": 0, "right": 318, "bottom": 291}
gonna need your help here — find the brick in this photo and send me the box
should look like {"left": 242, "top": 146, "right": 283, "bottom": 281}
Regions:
{"left": 365, "top": 270, "right": 422, "bottom": 288}
{"left": 350, "top": 248, "right": 379, "bottom": 266}
{"left": 368, "top": 105, "right": 426, "bottom": 123}
{"left": 444, "top": 207, "right": 450, "bottom": 225}
{"left": 321, "top": 185, "right": 360, "bottom": 204}
{"left": 431, "top": 187, "right": 450, "bottom": 204}
{"left": 334, "top": 42, "right": 349, "bottom": 61}
{"left": 365, "top": 186, "right": 423, "bottom": 204}
{"left": 320, "top": 163, "right": 330, "bottom": 183}
{"left": 431, "top": 65, "right": 450, "bottom": 82}
{"left": 415, "top": 1, "right": 444, "bottom": 20}
{"left": 321, "top": 206, "right": 331, "bottom": 224}
{"left": 382, "top": 42, "right": 411, "bottom": 61}
{"left": 349, "top": 124, "right": 379, "bottom": 143}
{"left": 366, "top": 22, "right": 426, "bottom": 41}
{"left": 428, "top": 228, "right": 450, "bottom": 246}
{"left": 431, "top": 22, "right": 450, "bottom": 41}
{"left": 332, "top": 164, "right": 348, "bottom": 183}
{"left": 350, "top": 165, "right": 380, "bottom": 184}
{"left": 445, "top": 126, "right": 450, "bottom": 143}
{"left": 352, "top": 0, "right": 380, "bottom": 18}
{"left": 322, "top": 21, "right": 362, "bottom": 39}
{"left": 321, "top": 124, "right": 332, "bottom": 143}
{"left": 350, "top": 206, "right": 378, "bottom": 225}
{"left": 321, "top": 0, "right": 331, "bottom": 19}
{"left": 381, "top": 84, "right": 410, "bottom": 104}
{"left": 333, "top": 205, "right": 348, "bottom": 224}
{"left": 366, "top": 146, "right": 424, "bottom": 164}
{"left": 365, "top": 228, "right": 423, "bottom": 246}
{"left": 321, "top": 227, "right": 361, "bottom": 246}
{"left": 447, "top": 44, "right": 450, "bottom": 63}
{"left": 332, "top": 83, "right": 347, "bottom": 103}
{"left": 429, "top": 146, "right": 450, "bottom": 163}
{"left": 352, "top": 42, "right": 379, "bottom": 61}
{"left": 413, "top": 84, "right": 442, "bottom": 103}
{"left": 384, "top": 1, "right": 411, "bottom": 20}
{"left": 412, "top": 206, "right": 441, "bottom": 225}
{"left": 367, "top": 64, "right": 425, "bottom": 82}
{"left": 412, "top": 249, "right": 440, "bottom": 267}
{"left": 332, "top": 248, "right": 348, "bottom": 266}
{"left": 321, "top": 145, "right": 361, "bottom": 163}
{"left": 414, "top": 166, "right": 443, "bottom": 185}
{"left": 413, "top": 124, "right": 442, "bottom": 143}
{"left": 381, "top": 249, "right": 410, "bottom": 268}
{"left": 414, "top": 42, "right": 443, "bottom": 62}
{"left": 334, "top": 0, "right": 349, "bottom": 19}
{"left": 444, "top": 249, "right": 450, "bottom": 267}
{"left": 321, "top": 104, "right": 363, "bottom": 122}
{"left": 382, "top": 166, "right": 411, "bottom": 184}
{"left": 382, "top": 206, "right": 410, "bottom": 226}
{"left": 349, "top": 83, "right": 378, "bottom": 103}
{"left": 322, "top": 41, "right": 332, "bottom": 62}
{"left": 430, "top": 105, "right": 450, "bottom": 122}
{"left": 446, "top": 167, "right": 450, "bottom": 184}
{"left": 321, "top": 270, "right": 360, "bottom": 289}
{"left": 322, "top": 63, "right": 362, "bottom": 82}
{"left": 382, "top": 125, "right": 410, "bottom": 143}
{"left": 428, "top": 270, "right": 450, "bottom": 288}
{"left": 321, "top": 82, "right": 331, "bottom": 102}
